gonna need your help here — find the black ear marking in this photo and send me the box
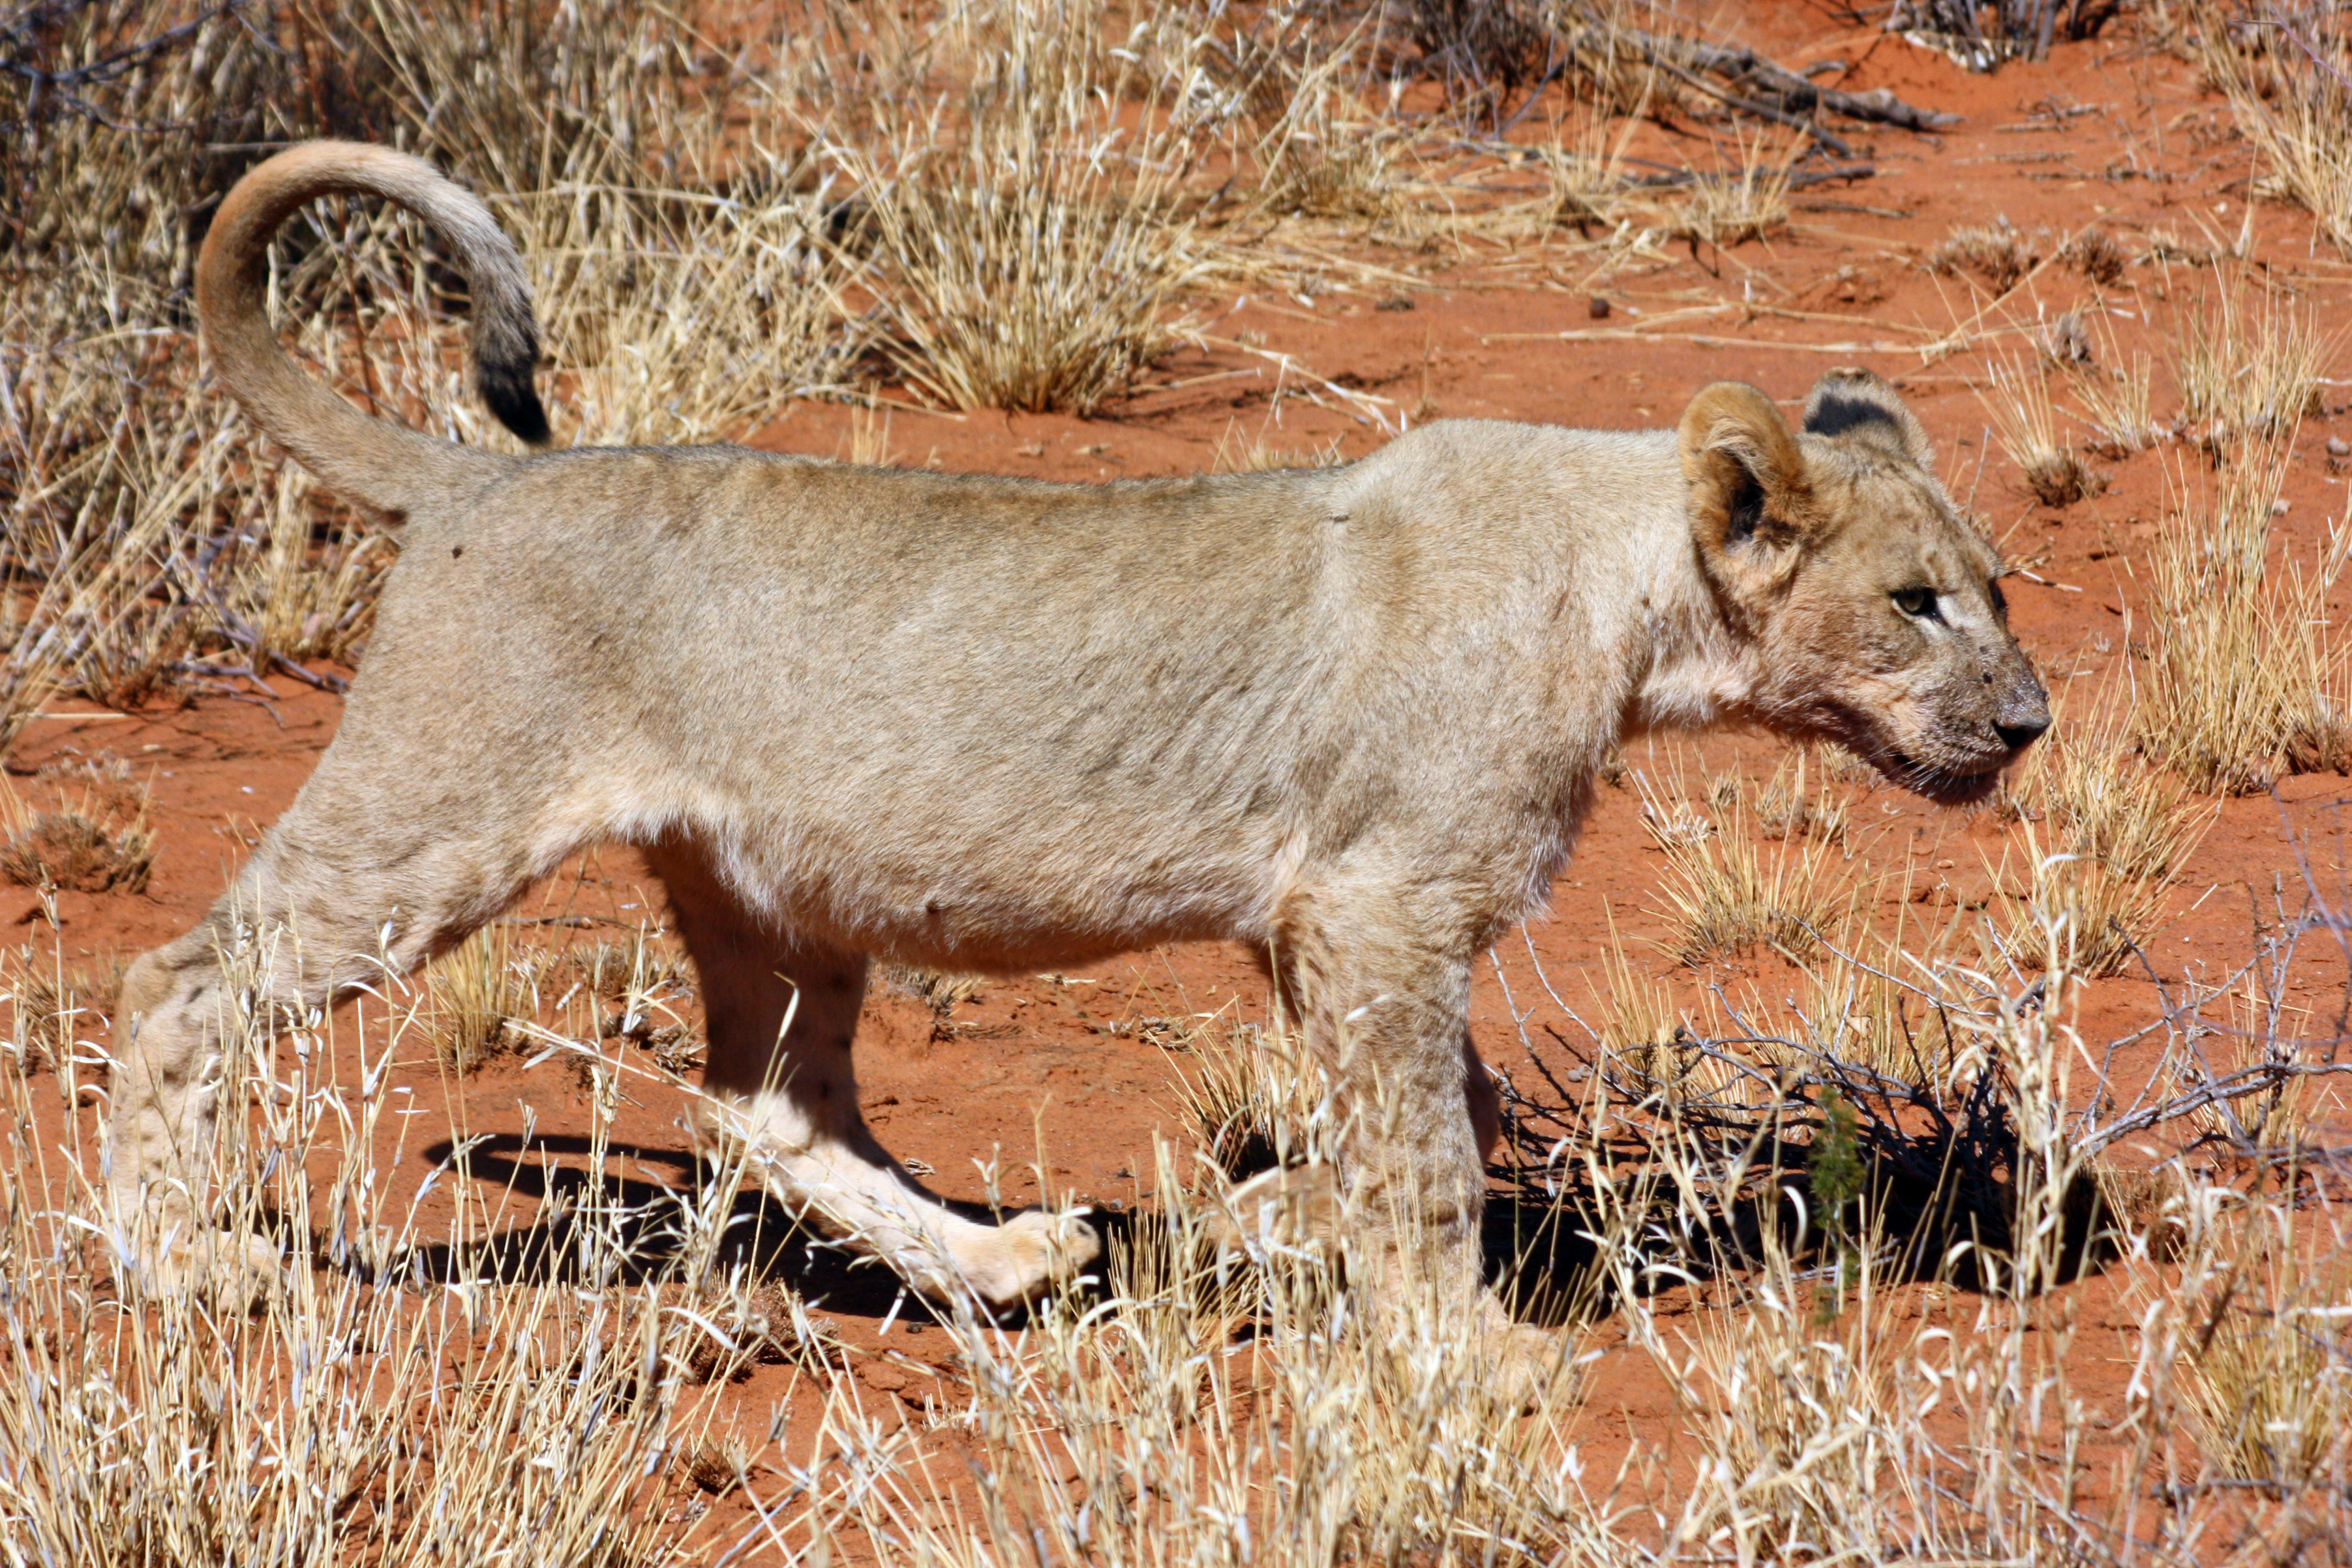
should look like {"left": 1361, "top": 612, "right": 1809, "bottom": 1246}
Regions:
{"left": 1803, "top": 389, "right": 1901, "bottom": 444}
{"left": 1724, "top": 460, "right": 1766, "bottom": 546}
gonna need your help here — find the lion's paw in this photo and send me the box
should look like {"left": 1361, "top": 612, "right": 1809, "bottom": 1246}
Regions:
{"left": 120, "top": 1227, "right": 284, "bottom": 1314}
{"left": 946, "top": 1207, "right": 1101, "bottom": 1311}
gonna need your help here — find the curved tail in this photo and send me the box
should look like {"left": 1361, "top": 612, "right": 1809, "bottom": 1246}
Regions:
{"left": 196, "top": 141, "right": 550, "bottom": 520}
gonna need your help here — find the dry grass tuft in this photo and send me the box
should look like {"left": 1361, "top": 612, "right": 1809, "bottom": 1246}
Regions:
{"left": 1169, "top": 1019, "right": 1325, "bottom": 1179}
{"left": 1, "top": 948, "right": 122, "bottom": 1077}
{"left": 425, "top": 924, "right": 545, "bottom": 1072}
{"left": 1980, "top": 356, "right": 2104, "bottom": 507}
{"left": 1926, "top": 216, "right": 2039, "bottom": 293}
{"left": 1813, "top": 739, "right": 1884, "bottom": 787}
{"left": 828, "top": 1, "right": 1196, "bottom": 415}
{"left": 1211, "top": 419, "right": 1348, "bottom": 472}
{"left": 1658, "top": 134, "right": 1798, "bottom": 249}
{"left": 2062, "top": 313, "right": 2163, "bottom": 456}
{"left": 2061, "top": 225, "right": 2130, "bottom": 285}
{"left": 2139, "top": 445, "right": 2352, "bottom": 792}
{"left": 2002, "top": 695, "right": 2210, "bottom": 976}
{"left": 1803, "top": 938, "right": 1961, "bottom": 1093}
{"left": 2169, "top": 273, "right": 2334, "bottom": 445}
{"left": 2192, "top": 4, "right": 2352, "bottom": 256}
{"left": 1637, "top": 768, "right": 1850, "bottom": 964}
{"left": 0, "top": 757, "right": 155, "bottom": 894}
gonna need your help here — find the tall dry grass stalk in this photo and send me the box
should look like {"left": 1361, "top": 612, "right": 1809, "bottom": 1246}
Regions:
{"left": 2138, "top": 444, "right": 2352, "bottom": 792}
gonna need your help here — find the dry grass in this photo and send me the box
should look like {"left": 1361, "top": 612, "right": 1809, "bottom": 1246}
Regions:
{"left": 1636, "top": 766, "right": 1851, "bottom": 964}
{"left": 423, "top": 924, "right": 545, "bottom": 1072}
{"left": 2168, "top": 272, "right": 2334, "bottom": 446}
{"left": 1211, "top": 418, "right": 1348, "bottom": 472}
{"left": 14, "top": 5, "right": 2352, "bottom": 1562}
{"left": 1657, "top": 132, "right": 1798, "bottom": 250}
{"left": 2000, "top": 694, "right": 2211, "bottom": 976}
{"left": 1802, "top": 937, "right": 1962, "bottom": 1093}
{"left": 0, "top": 882, "right": 2342, "bottom": 1560}
{"left": 819, "top": 1, "right": 1201, "bottom": 415}
{"left": 2190, "top": 3, "right": 2352, "bottom": 256}
{"left": 2060, "top": 225, "right": 2130, "bottom": 286}
{"left": 0, "top": 756, "right": 154, "bottom": 894}
{"left": 2062, "top": 314, "right": 2164, "bottom": 456}
{"left": 1980, "top": 355, "right": 2104, "bottom": 507}
{"left": 2138, "top": 444, "right": 2352, "bottom": 792}
{"left": 1926, "top": 216, "right": 2039, "bottom": 293}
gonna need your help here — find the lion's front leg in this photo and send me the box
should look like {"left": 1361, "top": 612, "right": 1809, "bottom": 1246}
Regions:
{"left": 1275, "top": 902, "right": 1571, "bottom": 1410}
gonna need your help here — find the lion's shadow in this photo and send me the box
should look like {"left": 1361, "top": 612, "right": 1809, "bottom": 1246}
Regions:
{"left": 382, "top": 1135, "right": 945, "bottom": 1321}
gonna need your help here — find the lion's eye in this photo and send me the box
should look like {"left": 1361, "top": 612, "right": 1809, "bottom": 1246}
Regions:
{"left": 1893, "top": 586, "right": 1942, "bottom": 621}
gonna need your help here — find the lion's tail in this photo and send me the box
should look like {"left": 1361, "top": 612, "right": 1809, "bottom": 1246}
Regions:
{"left": 196, "top": 141, "right": 550, "bottom": 520}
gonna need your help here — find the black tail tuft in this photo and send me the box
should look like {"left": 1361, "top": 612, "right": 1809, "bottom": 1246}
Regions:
{"left": 479, "top": 355, "right": 551, "bottom": 446}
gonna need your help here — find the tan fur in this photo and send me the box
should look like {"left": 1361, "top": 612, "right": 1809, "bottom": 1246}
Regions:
{"left": 110, "top": 145, "right": 2046, "bottom": 1373}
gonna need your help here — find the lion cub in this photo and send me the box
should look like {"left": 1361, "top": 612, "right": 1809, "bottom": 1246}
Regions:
{"left": 110, "top": 144, "right": 2046, "bottom": 1393}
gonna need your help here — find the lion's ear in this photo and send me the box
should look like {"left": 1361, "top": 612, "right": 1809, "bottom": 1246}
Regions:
{"left": 1801, "top": 367, "right": 1933, "bottom": 468}
{"left": 1680, "top": 382, "right": 1817, "bottom": 606}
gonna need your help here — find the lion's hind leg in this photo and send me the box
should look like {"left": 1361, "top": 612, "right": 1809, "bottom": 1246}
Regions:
{"left": 652, "top": 844, "right": 1100, "bottom": 1315}
{"left": 110, "top": 790, "right": 557, "bottom": 1303}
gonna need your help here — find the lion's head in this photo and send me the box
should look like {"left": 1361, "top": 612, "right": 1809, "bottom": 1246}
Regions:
{"left": 1679, "top": 369, "right": 2049, "bottom": 804}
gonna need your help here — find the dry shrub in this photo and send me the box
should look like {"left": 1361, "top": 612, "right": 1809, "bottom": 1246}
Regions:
{"left": 1980, "top": 355, "right": 2103, "bottom": 507}
{"left": 1588, "top": 917, "right": 1685, "bottom": 1055}
{"left": 1636, "top": 768, "right": 1850, "bottom": 965}
{"left": 2169, "top": 273, "right": 2334, "bottom": 445}
{"left": 2139, "top": 445, "right": 2352, "bottom": 792}
{"left": 1925, "top": 216, "right": 2039, "bottom": 293}
{"left": 2002, "top": 696, "right": 2210, "bottom": 976}
{"left": 0, "top": 757, "right": 153, "bottom": 894}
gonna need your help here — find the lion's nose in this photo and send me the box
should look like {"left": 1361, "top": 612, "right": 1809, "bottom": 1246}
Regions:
{"left": 1997, "top": 713, "right": 2049, "bottom": 751}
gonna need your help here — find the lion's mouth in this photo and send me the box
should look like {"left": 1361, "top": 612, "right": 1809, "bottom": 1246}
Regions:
{"left": 1875, "top": 747, "right": 2007, "bottom": 806}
